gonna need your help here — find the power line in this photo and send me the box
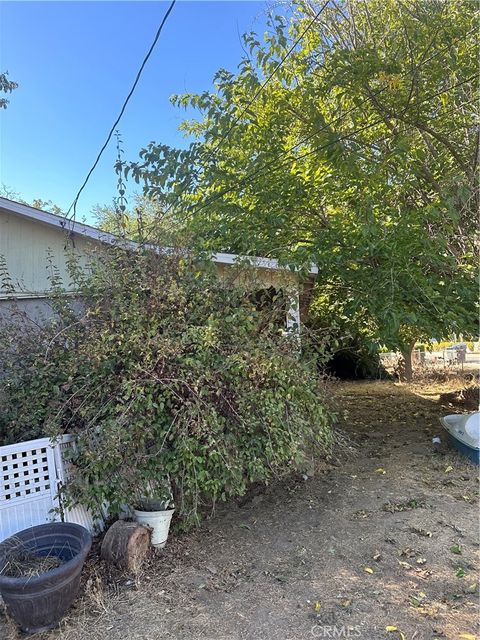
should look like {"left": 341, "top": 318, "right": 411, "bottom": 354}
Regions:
{"left": 66, "top": 0, "right": 176, "bottom": 222}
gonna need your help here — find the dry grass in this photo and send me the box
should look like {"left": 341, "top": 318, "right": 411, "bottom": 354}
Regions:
{"left": 0, "top": 538, "right": 64, "bottom": 579}
{"left": 1, "top": 377, "right": 478, "bottom": 640}
{"left": 2, "top": 551, "right": 62, "bottom": 579}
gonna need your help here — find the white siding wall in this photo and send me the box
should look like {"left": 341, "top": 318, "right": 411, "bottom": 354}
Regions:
{"left": 0, "top": 205, "right": 304, "bottom": 328}
{"left": 0, "top": 209, "right": 98, "bottom": 298}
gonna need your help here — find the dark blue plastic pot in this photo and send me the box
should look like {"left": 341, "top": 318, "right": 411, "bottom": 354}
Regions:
{"left": 0, "top": 522, "right": 92, "bottom": 634}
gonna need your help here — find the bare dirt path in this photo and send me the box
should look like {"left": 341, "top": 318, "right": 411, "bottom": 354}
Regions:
{"left": 2, "top": 380, "right": 478, "bottom": 640}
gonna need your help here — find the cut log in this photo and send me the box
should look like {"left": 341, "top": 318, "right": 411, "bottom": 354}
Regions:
{"left": 101, "top": 520, "right": 151, "bottom": 573}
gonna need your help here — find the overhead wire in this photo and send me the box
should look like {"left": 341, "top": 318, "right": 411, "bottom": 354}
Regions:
{"left": 65, "top": 0, "right": 176, "bottom": 224}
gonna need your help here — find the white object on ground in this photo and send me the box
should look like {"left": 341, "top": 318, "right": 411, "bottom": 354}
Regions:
{"left": 0, "top": 435, "right": 100, "bottom": 542}
{"left": 464, "top": 412, "right": 480, "bottom": 441}
{"left": 440, "top": 412, "right": 480, "bottom": 450}
{"left": 134, "top": 508, "right": 175, "bottom": 548}
{"left": 432, "top": 437, "right": 441, "bottom": 444}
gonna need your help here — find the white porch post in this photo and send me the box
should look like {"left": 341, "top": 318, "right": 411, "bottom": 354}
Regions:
{"left": 286, "top": 291, "right": 301, "bottom": 337}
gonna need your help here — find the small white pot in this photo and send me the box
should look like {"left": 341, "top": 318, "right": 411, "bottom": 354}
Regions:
{"left": 134, "top": 508, "right": 174, "bottom": 548}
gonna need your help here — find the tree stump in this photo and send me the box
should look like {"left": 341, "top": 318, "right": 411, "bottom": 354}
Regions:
{"left": 101, "top": 520, "right": 151, "bottom": 573}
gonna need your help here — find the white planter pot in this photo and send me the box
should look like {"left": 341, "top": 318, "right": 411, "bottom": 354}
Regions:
{"left": 134, "top": 508, "right": 174, "bottom": 548}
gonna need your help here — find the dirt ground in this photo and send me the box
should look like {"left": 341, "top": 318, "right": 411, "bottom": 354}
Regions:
{"left": 1, "top": 378, "right": 479, "bottom": 640}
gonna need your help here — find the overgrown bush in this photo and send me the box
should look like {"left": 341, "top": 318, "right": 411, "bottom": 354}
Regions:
{"left": 306, "top": 291, "right": 387, "bottom": 380}
{"left": 0, "top": 248, "right": 334, "bottom": 526}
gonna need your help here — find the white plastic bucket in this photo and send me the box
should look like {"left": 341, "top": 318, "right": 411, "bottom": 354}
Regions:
{"left": 134, "top": 508, "right": 174, "bottom": 548}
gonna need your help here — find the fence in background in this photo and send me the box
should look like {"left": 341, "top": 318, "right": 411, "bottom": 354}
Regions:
{"left": 380, "top": 348, "right": 468, "bottom": 371}
{"left": 0, "top": 435, "right": 100, "bottom": 542}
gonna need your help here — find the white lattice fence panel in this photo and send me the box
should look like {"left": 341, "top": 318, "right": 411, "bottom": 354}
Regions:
{"left": 0, "top": 437, "right": 58, "bottom": 541}
{"left": 0, "top": 435, "right": 104, "bottom": 541}
{"left": 53, "top": 435, "right": 103, "bottom": 534}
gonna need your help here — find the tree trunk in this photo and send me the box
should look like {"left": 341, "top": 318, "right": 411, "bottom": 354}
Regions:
{"left": 401, "top": 342, "right": 416, "bottom": 382}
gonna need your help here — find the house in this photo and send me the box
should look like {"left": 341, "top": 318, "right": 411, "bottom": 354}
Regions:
{"left": 0, "top": 197, "right": 317, "bottom": 328}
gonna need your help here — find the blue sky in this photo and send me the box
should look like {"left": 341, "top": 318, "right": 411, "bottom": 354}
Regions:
{"left": 0, "top": 1, "right": 272, "bottom": 222}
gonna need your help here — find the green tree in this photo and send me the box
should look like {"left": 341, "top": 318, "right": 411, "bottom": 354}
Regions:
{"left": 0, "top": 187, "right": 64, "bottom": 217}
{"left": 0, "top": 72, "right": 18, "bottom": 109}
{"left": 126, "top": 0, "right": 478, "bottom": 380}
{"left": 92, "top": 194, "right": 183, "bottom": 245}
{"left": 0, "top": 184, "right": 22, "bottom": 200}
{"left": 30, "top": 199, "right": 64, "bottom": 216}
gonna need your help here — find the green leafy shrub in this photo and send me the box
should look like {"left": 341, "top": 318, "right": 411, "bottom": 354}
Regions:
{"left": 0, "top": 248, "right": 333, "bottom": 526}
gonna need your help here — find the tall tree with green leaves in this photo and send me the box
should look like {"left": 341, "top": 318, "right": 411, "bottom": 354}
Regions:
{"left": 126, "top": 0, "right": 479, "bottom": 379}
